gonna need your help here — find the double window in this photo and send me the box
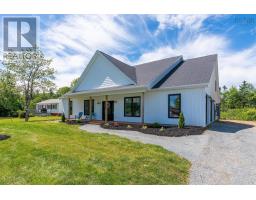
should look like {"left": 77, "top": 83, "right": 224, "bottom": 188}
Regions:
{"left": 124, "top": 96, "right": 141, "bottom": 117}
{"left": 84, "top": 99, "right": 94, "bottom": 115}
{"left": 168, "top": 94, "right": 181, "bottom": 118}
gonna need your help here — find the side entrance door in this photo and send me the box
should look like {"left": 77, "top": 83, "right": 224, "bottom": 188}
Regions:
{"left": 102, "top": 101, "right": 114, "bottom": 121}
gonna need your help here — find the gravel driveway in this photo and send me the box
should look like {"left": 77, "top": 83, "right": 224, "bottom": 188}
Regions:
{"left": 80, "top": 121, "right": 256, "bottom": 184}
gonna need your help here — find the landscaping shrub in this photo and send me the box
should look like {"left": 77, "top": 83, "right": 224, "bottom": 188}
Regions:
{"left": 178, "top": 112, "right": 185, "bottom": 128}
{"left": 61, "top": 113, "right": 65, "bottom": 122}
{"left": 152, "top": 122, "right": 161, "bottom": 128}
{"left": 18, "top": 110, "right": 26, "bottom": 118}
{"left": 141, "top": 125, "right": 147, "bottom": 129}
{"left": 127, "top": 125, "right": 132, "bottom": 129}
{"left": 221, "top": 108, "right": 256, "bottom": 121}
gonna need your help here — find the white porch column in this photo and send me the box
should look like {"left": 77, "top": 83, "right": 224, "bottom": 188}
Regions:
{"left": 141, "top": 92, "right": 144, "bottom": 124}
{"left": 105, "top": 95, "right": 108, "bottom": 123}
{"left": 89, "top": 96, "right": 92, "bottom": 120}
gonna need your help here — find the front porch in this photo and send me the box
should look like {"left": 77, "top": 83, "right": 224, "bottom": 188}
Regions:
{"left": 62, "top": 86, "right": 147, "bottom": 124}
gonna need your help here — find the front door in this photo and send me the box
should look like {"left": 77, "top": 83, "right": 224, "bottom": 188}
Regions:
{"left": 102, "top": 101, "right": 114, "bottom": 121}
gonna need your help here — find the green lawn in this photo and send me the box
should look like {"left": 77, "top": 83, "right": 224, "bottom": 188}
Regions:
{"left": 0, "top": 116, "right": 190, "bottom": 184}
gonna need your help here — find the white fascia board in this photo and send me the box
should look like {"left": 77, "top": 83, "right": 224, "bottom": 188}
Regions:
{"left": 71, "top": 51, "right": 100, "bottom": 92}
{"left": 147, "top": 56, "right": 183, "bottom": 88}
{"left": 65, "top": 86, "right": 147, "bottom": 97}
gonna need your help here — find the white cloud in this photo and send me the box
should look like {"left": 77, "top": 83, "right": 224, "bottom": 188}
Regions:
{"left": 41, "top": 15, "right": 135, "bottom": 87}
{"left": 154, "top": 14, "right": 211, "bottom": 34}
{"left": 135, "top": 34, "right": 228, "bottom": 63}
{"left": 134, "top": 33, "right": 256, "bottom": 88}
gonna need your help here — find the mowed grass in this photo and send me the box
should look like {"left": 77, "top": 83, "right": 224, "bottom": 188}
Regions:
{"left": 0, "top": 116, "right": 191, "bottom": 185}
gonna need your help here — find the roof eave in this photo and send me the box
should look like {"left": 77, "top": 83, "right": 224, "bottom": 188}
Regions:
{"left": 63, "top": 85, "right": 148, "bottom": 97}
{"left": 152, "top": 83, "right": 208, "bottom": 91}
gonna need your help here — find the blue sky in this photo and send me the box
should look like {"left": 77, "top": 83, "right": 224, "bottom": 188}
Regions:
{"left": 1, "top": 14, "right": 256, "bottom": 88}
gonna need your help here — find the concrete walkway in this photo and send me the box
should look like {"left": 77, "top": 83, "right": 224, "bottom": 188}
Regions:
{"left": 80, "top": 121, "right": 256, "bottom": 184}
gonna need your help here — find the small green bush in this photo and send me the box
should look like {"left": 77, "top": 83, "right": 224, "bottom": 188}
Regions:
{"left": 178, "top": 112, "right": 185, "bottom": 128}
{"left": 104, "top": 122, "right": 110, "bottom": 127}
{"left": 127, "top": 125, "right": 132, "bottom": 129}
{"left": 61, "top": 113, "right": 66, "bottom": 122}
{"left": 152, "top": 122, "right": 161, "bottom": 128}
{"left": 18, "top": 110, "right": 26, "bottom": 118}
{"left": 141, "top": 125, "right": 147, "bottom": 129}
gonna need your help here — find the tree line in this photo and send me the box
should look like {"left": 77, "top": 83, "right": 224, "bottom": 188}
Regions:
{"left": 221, "top": 81, "right": 256, "bottom": 111}
{"left": 0, "top": 49, "right": 79, "bottom": 120}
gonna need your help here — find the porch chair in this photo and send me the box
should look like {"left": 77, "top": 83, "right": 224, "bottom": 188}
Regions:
{"left": 77, "top": 112, "right": 83, "bottom": 119}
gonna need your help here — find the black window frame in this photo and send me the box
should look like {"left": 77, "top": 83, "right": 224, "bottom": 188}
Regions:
{"left": 124, "top": 96, "right": 141, "bottom": 117}
{"left": 168, "top": 94, "right": 181, "bottom": 118}
{"left": 84, "top": 99, "right": 94, "bottom": 115}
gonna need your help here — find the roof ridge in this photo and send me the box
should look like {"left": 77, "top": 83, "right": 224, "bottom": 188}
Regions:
{"left": 133, "top": 55, "right": 182, "bottom": 67}
{"left": 184, "top": 54, "right": 217, "bottom": 61}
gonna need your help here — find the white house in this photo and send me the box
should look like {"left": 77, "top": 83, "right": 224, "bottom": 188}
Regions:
{"left": 36, "top": 99, "right": 63, "bottom": 115}
{"left": 61, "top": 50, "right": 220, "bottom": 127}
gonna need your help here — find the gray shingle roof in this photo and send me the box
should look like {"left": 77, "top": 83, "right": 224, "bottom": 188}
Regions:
{"left": 134, "top": 56, "right": 182, "bottom": 86}
{"left": 37, "top": 99, "right": 60, "bottom": 104}
{"left": 158, "top": 54, "right": 217, "bottom": 88}
{"left": 98, "top": 51, "right": 217, "bottom": 89}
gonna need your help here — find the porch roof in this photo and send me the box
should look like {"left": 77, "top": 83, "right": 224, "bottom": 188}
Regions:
{"left": 61, "top": 85, "right": 147, "bottom": 98}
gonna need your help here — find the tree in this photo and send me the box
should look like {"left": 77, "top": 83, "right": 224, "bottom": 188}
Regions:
{"left": 0, "top": 70, "right": 22, "bottom": 116}
{"left": 239, "top": 81, "right": 255, "bottom": 107}
{"left": 221, "top": 81, "right": 256, "bottom": 111}
{"left": 3, "top": 49, "right": 55, "bottom": 121}
{"left": 226, "top": 87, "right": 241, "bottom": 109}
{"left": 70, "top": 78, "right": 79, "bottom": 89}
{"left": 56, "top": 86, "right": 70, "bottom": 97}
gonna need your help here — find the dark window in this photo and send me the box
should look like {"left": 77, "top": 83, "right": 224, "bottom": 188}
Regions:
{"left": 52, "top": 104, "right": 57, "bottom": 109}
{"left": 168, "top": 94, "right": 181, "bottom": 118}
{"left": 124, "top": 97, "right": 141, "bottom": 117}
{"left": 69, "top": 100, "right": 73, "bottom": 115}
{"left": 84, "top": 99, "right": 94, "bottom": 115}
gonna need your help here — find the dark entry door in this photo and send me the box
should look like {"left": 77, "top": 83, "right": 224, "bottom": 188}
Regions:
{"left": 102, "top": 101, "right": 114, "bottom": 121}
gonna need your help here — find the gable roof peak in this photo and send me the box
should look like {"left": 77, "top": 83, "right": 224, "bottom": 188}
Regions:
{"left": 98, "top": 50, "right": 137, "bottom": 83}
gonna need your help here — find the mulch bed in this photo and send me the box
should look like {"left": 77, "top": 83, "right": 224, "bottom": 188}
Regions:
{"left": 101, "top": 123, "right": 205, "bottom": 137}
{"left": 65, "top": 120, "right": 87, "bottom": 125}
{"left": 0, "top": 134, "right": 11, "bottom": 141}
